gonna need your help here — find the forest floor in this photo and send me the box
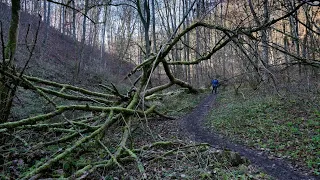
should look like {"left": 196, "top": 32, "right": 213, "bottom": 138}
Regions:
{"left": 180, "top": 93, "right": 318, "bottom": 180}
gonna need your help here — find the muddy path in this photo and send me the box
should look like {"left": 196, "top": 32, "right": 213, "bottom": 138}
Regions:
{"left": 180, "top": 94, "right": 317, "bottom": 180}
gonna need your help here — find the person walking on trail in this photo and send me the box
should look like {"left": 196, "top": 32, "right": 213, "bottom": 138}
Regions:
{"left": 211, "top": 78, "right": 219, "bottom": 94}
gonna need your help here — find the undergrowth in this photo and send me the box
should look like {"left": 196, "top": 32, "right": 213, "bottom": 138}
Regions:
{"left": 207, "top": 88, "right": 320, "bottom": 175}
{"left": 152, "top": 89, "right": 207, "bottom": 117}
{"left": 1, "top": 88, "right": 272, "bottom": 179}
{"left": 131, "top": 89, "right": 271, "bottom": 179}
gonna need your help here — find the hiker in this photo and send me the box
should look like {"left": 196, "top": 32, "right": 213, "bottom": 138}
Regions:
{"left": 211, "top": 78, "right": 219, "bottom": 94}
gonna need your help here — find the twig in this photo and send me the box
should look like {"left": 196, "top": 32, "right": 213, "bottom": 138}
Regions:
{"left": 123, "top": 146, "right": 147, "bottom": 179}
{"left": 97, "top": 140, "right": 124, "bottom": 170}
{"left": 150, "top": 143, "right": 210, "bottom": 162}
{"left": 19, "top": 15, "right": 41, "bottom": 77}
{"left": 4, "top": 132, "right": 29, "bottom": 147}
{"left": 21, "top": 111, "right": 115, "bottom": 180}
{"left": 99, "top": 83, "right": 127, "bottom": 100}
{"left": 36, "top": 130, "right": 85, "bottom": 147}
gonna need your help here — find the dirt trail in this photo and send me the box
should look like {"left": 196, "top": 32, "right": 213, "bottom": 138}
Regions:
{"left": 181, "top": 94, "right": 317, "bottom": 180}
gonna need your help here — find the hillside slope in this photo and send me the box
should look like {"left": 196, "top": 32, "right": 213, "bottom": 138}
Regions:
{"left": 0, "top": 3, "right": 135, "bottom": 119}
{"left": 0, "top": 2, "right": 134, "bottom": 86}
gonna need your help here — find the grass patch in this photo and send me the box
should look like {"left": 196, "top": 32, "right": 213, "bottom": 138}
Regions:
{"left": 207, "top": 89, "right": 320, "bottom": 175}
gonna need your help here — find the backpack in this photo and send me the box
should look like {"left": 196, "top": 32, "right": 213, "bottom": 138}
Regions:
{"left": 212, "top": 79, "right": 219, "bottom": 86}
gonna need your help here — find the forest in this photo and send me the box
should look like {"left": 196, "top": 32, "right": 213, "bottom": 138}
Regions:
{"left": 0, "top": 0, "right": 319, "bottom": 179}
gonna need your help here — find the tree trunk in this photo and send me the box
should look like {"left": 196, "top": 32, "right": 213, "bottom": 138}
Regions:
{"left": 151, "top": 0, "right": 156, "bottom": 53}
{"left": 43, "top": 0, "right": 46, "bottom": 23}
{"left": 100, "top": 5, "right": 108, "bottom": 72}
{"left": 261, "top": 0, "right": 269, "bottom": 81}
{"left": 0, "top": 0, "right": 20, "bottom": 123}
{"left": 288, "top": 0, "right": 301, "bottom": 77}
{"left": 43, "top": 1, "right": 50, "bottom": 45}
{"left": 72, "top": 0, "right": 76, "bottom": 39}
{"left": 62, "top": 5, "right": 65, "bottom": 35}
{"left": 248, "top": 0, "right": 269, "bottom": 81}
{"left": 283, "top": 21, "right": 290, "bottom": 83}
{"left": 74, "top": 0, "right": 89, "bottom": 83}
{"left": 136, "top": 0, "right": 151, "bottom": 58}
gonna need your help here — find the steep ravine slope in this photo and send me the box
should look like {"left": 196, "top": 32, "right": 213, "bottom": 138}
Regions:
{"left": 0, "top": 3, "right": 134, "bottom": 119}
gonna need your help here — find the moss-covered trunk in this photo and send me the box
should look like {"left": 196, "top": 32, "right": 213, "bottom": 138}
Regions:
{"left": 0, "top": 0, "right": 20, "bottom": 123}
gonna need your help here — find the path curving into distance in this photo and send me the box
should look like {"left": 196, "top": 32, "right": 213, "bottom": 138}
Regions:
{"left": 181, "top": 94, "right": 317, "bottom": 180}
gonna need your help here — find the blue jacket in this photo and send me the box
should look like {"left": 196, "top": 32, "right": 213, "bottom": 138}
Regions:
{"left": 212, "top": 79, "right": 219, "bottom": 87}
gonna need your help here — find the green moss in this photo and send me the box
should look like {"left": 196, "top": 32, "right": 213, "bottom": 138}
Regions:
{"left": 207, "top": 90, "right": 320, "bottom": 174}
{"left": 154, "top": 89, "right": 206, "bottom": 117}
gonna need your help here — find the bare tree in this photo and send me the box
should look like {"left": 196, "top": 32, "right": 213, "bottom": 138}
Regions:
{"left": 74, "top": 0, "right": 90, "bottom": 83}
{"left": 0, "top": 0, "right": 20, "bottom": 122}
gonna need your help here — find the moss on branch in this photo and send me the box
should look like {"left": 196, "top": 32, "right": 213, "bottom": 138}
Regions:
{"left": 37, "top": 129, "right": 87, "bottom": 147}
{"left": 123, "top": 146, "right": 146, "bottom": 179}
{"left": 25, "top": 75, "right": 118, "bottom": 99}
{"left": 1, "top": 103, "right": 155, "bottom": 130}
{"left": 144, "top": 82, "right": 174, "bottom": 96}
{"left": 37, "top": 86, "right": 114, "bottom": 104}
{"left": 57, "top": 104, "right": 156, "bottom": 116}
{"left": 71, "top": 118, "right": 132, "bottom": 178}
{"left": 0, "top": 109, "right": 64, "bottom": 129}
{"left": 21, "top": 111, "right": 115, "bottom": 180}
{"left": 161, "top": 60, "right": 198, "bottom": 93}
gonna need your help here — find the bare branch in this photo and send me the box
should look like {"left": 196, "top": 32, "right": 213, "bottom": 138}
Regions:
{"left": 45, "top": 0, "right": 96, "bottom": 24}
